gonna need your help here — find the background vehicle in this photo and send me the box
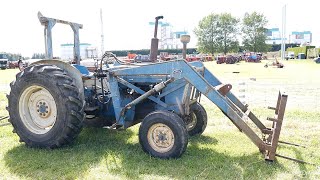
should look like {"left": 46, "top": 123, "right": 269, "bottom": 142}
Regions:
{"left": 8, "top": 60, "right": 19, "bottom": 68}
{"left": 225, "top": 55, "right": 239, "bottom": 64}
{"left": 0, "top": 54, "right": 8, "bottom": 70}
{"left": 134, "top": 54, "right": 151, "bottom": 63}
{"left": 216, "top": 55, "right": 226, "bottom": 64}
{"left": 160, "top": 52, "right": 171, "bottom": 61}
{"left": 285, "top": 52, "right": 295, "bottom": 60}
{"left": 122, "top": 53, "right": 137, "bottom": 62}
{"left": 245, "top": 52, "right": 261, "bottom": 63}
{"left": 185, "top": 54, "right": 201, "bottom": 62}
{"left": 201, "top": 55, "right": 213, "bottom": 61}
{"left": 297, "top": 53, "right": 306, "bottom": 59}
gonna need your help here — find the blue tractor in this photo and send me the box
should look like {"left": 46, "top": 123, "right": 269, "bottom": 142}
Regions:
{"left": 6, "top": 12, "right": 289, "bottom": 161}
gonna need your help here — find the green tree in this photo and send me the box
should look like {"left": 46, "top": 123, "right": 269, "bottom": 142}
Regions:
{"left": 194, "top": 13, "right": 239, "bottom": 55}
{"left": 216, "top": 13, "right": 239, "bottom": 55}
{"left": 242, "top": 12, "right": 270, "bottom": 52}
{"left": 194, "top": 13, "right": 219, "bottom": 55}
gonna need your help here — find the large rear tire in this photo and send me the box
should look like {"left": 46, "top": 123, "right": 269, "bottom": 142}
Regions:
{"left": 139, "top": 111, "right": 188, "bottom": 159}
{"left": 7, "top": 65, "right": 85, "bottom": 148}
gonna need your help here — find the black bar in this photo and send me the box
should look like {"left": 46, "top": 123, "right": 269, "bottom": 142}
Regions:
{"left": 275, "top": 154, "right": 316, "bottom": 165}
{"left": 268, "top": 106, "right": 277, "bottom": 110}
{"left": 0, "top": 116, "right": 9, "bottom": 121}
{"left": 278, "top": 140, "right": 306, "bottom": 148}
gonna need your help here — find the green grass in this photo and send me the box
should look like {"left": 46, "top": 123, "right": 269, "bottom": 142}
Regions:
{"left": 0, "top": 61, "right": 319, "bottom": 179}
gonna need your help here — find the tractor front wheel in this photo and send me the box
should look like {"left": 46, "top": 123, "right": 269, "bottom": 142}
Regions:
{"left": 185, "top": 102, "right": 207, "bottom": 136}
{"left": 139, "top": 111, "right": 188, "bottom": 158}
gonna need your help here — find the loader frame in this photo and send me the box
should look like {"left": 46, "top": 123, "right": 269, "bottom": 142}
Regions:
{"left": 100, "top": 59, "right": 288, "bottom": 161}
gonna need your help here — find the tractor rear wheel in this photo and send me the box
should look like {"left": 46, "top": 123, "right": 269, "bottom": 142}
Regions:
{"left": 7, "top": 64, "right": 84, "bottom": 148}
{"left": 139, "top": 111, "right": 188, "bottom": 159}
{"left": 185, "top": 102, "right": 207, "bottom": 136}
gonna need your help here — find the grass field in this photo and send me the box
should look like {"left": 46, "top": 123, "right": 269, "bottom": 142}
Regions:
{"left": 0, "top": 60, "right": 319, "bottom": 179}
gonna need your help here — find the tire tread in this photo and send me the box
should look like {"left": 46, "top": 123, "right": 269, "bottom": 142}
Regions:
{"left": 7, "top": 64, "right": 84, "bottom": 148}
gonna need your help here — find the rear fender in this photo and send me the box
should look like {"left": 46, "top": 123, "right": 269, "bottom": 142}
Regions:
{"left": 31, "top": 60, "right": 84, "bottom": 100}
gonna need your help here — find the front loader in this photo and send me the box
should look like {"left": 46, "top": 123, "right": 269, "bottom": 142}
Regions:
{"left": 5, "top": 12, "right": 292, "bottom": 162}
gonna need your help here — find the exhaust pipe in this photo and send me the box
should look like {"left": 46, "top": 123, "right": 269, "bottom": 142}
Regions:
{"left": 150, "top": 16, "right": 163, "bottom": 62}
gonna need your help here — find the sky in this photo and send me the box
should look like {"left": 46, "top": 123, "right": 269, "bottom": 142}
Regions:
{"left": 0, "top": 0, "right": 318, "bottom": 57}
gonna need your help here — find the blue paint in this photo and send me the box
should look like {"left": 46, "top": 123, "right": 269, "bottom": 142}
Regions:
{"left": 72, "top": 64, "right": 90, "bottom": 76}
{"left": 81, "top": 59, "right": 249, "bottom": 129}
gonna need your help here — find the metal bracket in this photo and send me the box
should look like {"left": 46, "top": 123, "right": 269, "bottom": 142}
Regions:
{"left": 216, "top": 84, "right": 232, "bottom": 96}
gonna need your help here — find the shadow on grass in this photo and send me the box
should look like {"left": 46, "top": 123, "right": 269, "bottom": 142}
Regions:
{"left": 277, "top": 145, "right": 310, "bottom": 178}
{"left": 294, "top": 148, "right": 309, "bottom": 178}
{"left": 5, "top": 127, "right": 286, "bottom": 179}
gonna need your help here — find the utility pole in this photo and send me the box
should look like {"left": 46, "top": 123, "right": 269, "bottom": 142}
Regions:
{"left": 281, "top": 5, "right": 287, "bottom": 61}
{"left": 100, "top": 8, "right": 105, "bottom": 56}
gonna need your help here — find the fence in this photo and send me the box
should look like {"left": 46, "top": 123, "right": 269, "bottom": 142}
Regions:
{"left": 229, "top": 78, "right": 320, "bottom": 111}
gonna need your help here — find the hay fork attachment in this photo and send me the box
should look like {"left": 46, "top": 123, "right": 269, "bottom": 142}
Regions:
{"left": 216, "top": 88, "right": 289, "bottom": 162}
{"left": 226, "top": 90, "right": 310, "bottom": 164}
{"left": 263, "top": 91, "right": 288, "bottom": 161}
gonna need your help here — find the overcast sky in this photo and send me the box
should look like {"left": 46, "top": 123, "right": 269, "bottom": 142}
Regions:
{"left": 0, "top": 0, "right": 317, "bottom": 57}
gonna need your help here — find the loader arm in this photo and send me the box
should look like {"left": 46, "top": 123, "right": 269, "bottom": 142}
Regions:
{"left": 109, "top": 59, "right": 288, "bottom": 161}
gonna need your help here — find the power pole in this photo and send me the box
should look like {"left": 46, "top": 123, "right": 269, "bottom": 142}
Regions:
{"left": 100, "top": 8, "right": 105, "bottom": 56}
{"left": 281, "top": 5, "right": 287, "bottom": 61}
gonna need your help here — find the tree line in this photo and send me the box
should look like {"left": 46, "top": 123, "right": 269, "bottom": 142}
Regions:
{"left": 0, "top": 53, "right": 25, "bottom": 61}
{"left": 31, "top": 53, "right": 46, "bottom": 59}
{"left": 194, "top": 11, "right": 270, "bottom": 55}
{"left": 0, "top": 52, "right": 45, "bottom": 60}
